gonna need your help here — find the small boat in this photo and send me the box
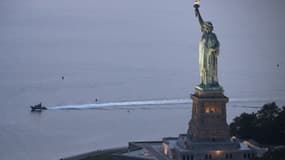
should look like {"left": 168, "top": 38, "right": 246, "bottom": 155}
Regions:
{"left": 30, "top": 103, "right": 47, "bottom": 112}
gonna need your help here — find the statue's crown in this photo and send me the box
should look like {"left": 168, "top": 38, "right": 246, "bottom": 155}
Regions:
{"left": 202, "top": 21, "right": 214, "bottom": 33}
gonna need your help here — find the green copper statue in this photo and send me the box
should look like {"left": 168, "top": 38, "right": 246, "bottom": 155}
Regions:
{"left": 194, "top": 1, "right": 221, "bottom": 89}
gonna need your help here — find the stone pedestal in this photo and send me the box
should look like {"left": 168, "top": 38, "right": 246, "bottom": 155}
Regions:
{"left": 158, "top": 87, "right": 254, "bottom": 160}
{"left": 188, "top": 87, "right": 229, "bottom": 142}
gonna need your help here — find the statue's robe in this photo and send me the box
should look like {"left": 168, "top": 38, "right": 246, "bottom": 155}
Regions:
{"left": 199, "top": 32, "right": 219, "bottom": 86}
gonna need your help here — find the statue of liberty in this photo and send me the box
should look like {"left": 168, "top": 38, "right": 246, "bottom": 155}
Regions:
{"left": 194, "top": 1, "right": 221, "bottom": 89}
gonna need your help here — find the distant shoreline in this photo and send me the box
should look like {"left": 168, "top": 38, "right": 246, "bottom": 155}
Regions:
{"left": 60, "top": 147, "right": 128, "bottom": 160}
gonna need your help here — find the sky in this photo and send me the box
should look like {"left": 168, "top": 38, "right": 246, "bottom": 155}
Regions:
{"left": 1, "top": 0, "right": 285, "bottom": 103}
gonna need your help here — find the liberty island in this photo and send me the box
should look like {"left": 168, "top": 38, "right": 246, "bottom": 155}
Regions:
{"left": 110, "top": 1, "right": 257, "bottom": 160}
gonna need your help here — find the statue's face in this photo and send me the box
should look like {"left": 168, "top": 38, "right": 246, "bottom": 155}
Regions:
{"left": 202, "top": 21, "right": 213, "bottom": 33}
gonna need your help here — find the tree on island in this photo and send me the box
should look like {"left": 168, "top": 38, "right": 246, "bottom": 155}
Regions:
{"left": 229, "top": 102, "right": 285, "bottom": 160}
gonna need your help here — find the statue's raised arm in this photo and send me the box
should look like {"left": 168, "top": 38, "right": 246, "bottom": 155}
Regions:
{"left": 193, "top": 1, "right": 214, "bottom": 34}
{"left": 194, "top": 3, "right": 204, "bottom": 27}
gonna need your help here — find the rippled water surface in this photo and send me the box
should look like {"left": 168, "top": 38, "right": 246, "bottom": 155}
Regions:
{"left": 1, "top": 0, "right": 285, "bottom": 159}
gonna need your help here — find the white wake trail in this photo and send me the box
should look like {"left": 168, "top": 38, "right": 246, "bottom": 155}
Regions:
{"left": 47, "top": 97, "right": 279, "bottom": 110}
{"left": 47, "top": 99, "right": 191, "bottom": 110}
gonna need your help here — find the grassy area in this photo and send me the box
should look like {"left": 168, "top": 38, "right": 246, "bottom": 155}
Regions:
{"left": 81, "top": 153, "right": 113, "bottom": 160}
{"left": 254, "top": 148, "right": 285, "bottom": 160}
{"left": 79, "top": 147, "right": 128, "bottom": 160}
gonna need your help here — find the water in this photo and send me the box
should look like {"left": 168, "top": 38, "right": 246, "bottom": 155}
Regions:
{"left": 1, "top": 0, "right": 285, "bottom": 159}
